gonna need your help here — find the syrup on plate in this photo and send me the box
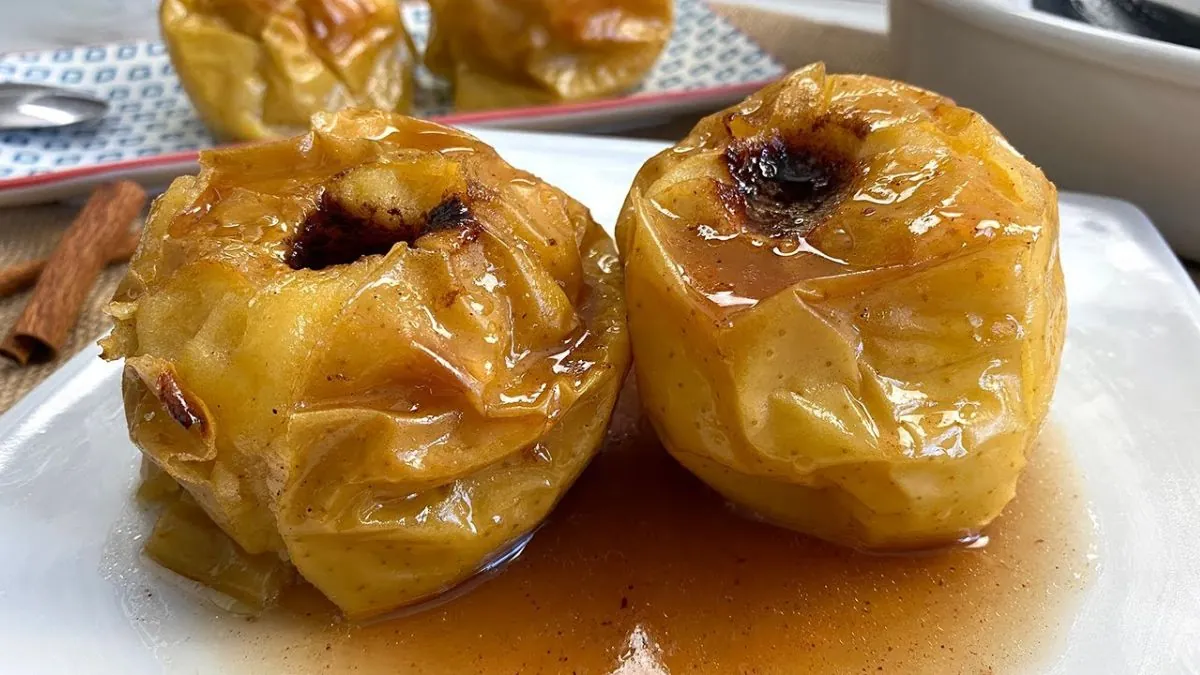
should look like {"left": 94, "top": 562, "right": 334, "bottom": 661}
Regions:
{"left": 215, "top": 390, "right": 1093, "bottom": 674}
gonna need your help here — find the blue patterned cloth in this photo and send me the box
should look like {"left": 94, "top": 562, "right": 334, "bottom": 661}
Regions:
{"left": 0, "top": 0, "right": 783, "bottom": 180}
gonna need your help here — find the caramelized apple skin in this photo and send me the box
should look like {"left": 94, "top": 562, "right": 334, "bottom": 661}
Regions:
{"left": 616, "top": 64, "right": 1065, "bottom": 549}
{"left": 161, "top": 0, "right": 415, "bottom": 141}
{"left": 103, "top": 109, "right": 629, "bottom": 617}
{"left": 426, "top": 0, "right": 673, "bottom": 110}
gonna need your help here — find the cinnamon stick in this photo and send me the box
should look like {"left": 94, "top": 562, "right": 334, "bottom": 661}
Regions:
{"left": 0, "top": 229, "right": 141, "bottom": 298}
{"left": 1, "top": 181, "right": 146, "bottom": 365}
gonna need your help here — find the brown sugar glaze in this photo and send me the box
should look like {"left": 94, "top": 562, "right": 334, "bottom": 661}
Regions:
{"left": 223, "top": 384, "right": 1093, "bottom": 674}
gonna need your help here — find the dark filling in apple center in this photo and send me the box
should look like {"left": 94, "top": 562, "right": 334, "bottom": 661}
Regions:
{"left": 722, "top": 136, "right": 849, "bottom": 239}
{"left": 287, "top": 192, "right": 474, "bottom": 271}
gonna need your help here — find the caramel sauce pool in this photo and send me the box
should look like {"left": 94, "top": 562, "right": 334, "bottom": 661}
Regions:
{"left": 224, "top": 389, "right": 1093, "bottom": 674}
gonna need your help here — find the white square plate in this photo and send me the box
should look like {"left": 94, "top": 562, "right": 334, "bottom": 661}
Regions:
{"left": 0, "top": 130, "right": 1198, "bottom": 673}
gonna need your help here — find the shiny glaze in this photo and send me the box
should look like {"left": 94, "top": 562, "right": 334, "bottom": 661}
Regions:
{"left": 104, "top": 111, "right": 630, "bottom": 619}
{"left": 627, "top": 66, "right": 1058, "bottom": 315}
{"left": 216, "top": 384, "right": 1093, "bottom": 674}
{"left": 425, "top": 0, "right": 672, "bottom": 109}
{"left": 163, "top": 0, "right": 413, "bottom": 141}
{"left": 615, "top": 64, "right": 1067, "bottom": 549}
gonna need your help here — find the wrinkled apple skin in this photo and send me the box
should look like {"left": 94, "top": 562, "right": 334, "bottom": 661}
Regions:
{"left": 426, "top": 0, "right": 672, "bottom": 110}
{"left": 162, "top": 0, "right": 415, "bottom": 141}
{"left": 617, "top": 64, "right": 1065, "bottom": 550}
{"left": 103, "top": 109, "right": 630, "bottom": 617}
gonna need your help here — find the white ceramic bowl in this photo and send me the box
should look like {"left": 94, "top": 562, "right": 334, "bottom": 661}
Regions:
{"left": 890, "top": 0, "right": 1200, "bottom": 260}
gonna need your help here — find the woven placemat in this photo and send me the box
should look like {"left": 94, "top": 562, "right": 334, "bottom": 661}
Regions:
{"left": 0, "top": 202, "right": 140, "bottom": 412}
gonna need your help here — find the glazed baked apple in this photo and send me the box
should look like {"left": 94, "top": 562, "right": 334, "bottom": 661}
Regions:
{"left": 426, "top": 0, "right": 673, "bottom": 110}
{"left": 616, "top": 63, "right": 1066, "bottom": 549}
{"left": 102, "top": 109, "right": 630, "bottom": 617}
{"left": 161, "top": 0, "right": 415, "bottom": 141}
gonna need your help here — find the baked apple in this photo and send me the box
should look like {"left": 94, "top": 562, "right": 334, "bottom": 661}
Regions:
{"left": 102, "top": 109, "right": 630, "bottom": 617}
{"left": 425, "top": 0, "right": 673, "bottom": 110}
{"left": 616, "top": 64, "right": 1066, "bottom": 549}
{"left": 161, "top": 0, "right": 415, "bottom": 141}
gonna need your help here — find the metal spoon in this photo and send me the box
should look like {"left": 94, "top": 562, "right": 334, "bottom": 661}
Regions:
{"left": 0, "top": 83, "right": 109, "bottom": 130}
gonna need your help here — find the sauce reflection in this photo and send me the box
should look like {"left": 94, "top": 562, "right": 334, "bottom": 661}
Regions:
{"left": 610, "top": 625, "right": 669, "bottom": 675}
